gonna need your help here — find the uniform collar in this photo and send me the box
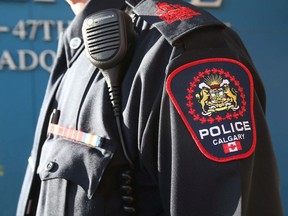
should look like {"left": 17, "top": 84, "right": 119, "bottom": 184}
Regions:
{"left": 63, "top": 0, "right": 127, "bottom": 68}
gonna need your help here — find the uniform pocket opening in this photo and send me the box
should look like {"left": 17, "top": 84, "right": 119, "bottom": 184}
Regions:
{"left": 37, "top": 137, "right": 115, "bottom": 199}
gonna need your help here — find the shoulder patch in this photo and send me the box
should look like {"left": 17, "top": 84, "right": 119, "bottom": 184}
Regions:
{"left": 133, "top": 0, "right": 224, "bottom": 45}
{"left": 166, "top": 58, "right": 256, "bottom": 162}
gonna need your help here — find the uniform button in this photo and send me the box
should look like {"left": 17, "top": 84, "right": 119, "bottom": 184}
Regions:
{"left": 45, "top": 161, "right": 55, "bottom": 171}
{"left": 69, "top": 37, "right": 81, "bottom": 49}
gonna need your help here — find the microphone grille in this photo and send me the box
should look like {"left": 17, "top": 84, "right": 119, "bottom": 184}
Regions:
{"left": 85, "top": 18, "right": 120, "bottom": 61}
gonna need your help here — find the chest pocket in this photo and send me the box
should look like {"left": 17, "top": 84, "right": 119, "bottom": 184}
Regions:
{"left": 37, "top": 137, "right": 114, "bottom": 199}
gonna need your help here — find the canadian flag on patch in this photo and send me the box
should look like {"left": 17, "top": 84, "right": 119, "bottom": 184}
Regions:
{"left": 222, "top": 141, "right": 242, "bottom": 154}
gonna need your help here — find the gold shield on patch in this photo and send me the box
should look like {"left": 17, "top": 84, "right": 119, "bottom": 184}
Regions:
{"left": 195, "top": 74, "right": 239, "bottom": 116}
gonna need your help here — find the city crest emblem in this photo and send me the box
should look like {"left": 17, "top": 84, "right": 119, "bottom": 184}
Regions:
{"left": 195, "top": 74, "right": 239, "bottom": 116}
{"left": 166, "top": 58, "right": 256, "bottom": 162}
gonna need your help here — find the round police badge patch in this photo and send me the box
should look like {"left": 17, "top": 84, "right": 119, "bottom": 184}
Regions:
{"left": 166, "top": 58, "right": 256, "bottom": 162}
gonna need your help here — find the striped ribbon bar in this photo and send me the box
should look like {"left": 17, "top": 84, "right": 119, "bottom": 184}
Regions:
{"left": 48, "top": 123, "right": 103, "bottom": 148}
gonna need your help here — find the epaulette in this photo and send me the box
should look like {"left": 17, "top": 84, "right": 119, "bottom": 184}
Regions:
{"left": 132, "top": 0, "right": 225, "bottom": 45}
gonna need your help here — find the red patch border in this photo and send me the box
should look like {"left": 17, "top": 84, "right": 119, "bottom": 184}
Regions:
{"left": 166, "top": 58, "right": 256, "bottom": 162}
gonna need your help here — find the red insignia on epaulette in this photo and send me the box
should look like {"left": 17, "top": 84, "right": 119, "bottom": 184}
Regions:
{"left": 166, "top": 58, "right": 256, "bottom": 162}
{"left": 155, "top": 2, "right": 201, "bottom": 24}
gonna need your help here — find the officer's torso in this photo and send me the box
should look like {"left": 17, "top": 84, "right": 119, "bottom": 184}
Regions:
{"left": 35, "top": 14, "right": 173, "bottom": 215}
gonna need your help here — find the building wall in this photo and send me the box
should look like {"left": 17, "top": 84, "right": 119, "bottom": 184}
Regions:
{"left": 0, "top": 0, "right": 287, "bottom": 215}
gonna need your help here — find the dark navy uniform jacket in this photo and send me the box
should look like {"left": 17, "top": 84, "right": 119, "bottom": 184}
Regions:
{"left": 17, "top": 0, "right": 283, "bottom": 215}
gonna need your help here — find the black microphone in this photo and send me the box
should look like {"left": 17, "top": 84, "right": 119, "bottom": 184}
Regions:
{"left": 83, "top": 9, "right": 137, "bottom": 215}
{"left": 82, "top": 7, "right": 135, "bottom": 166}
{"left": 82, "top": 9, "right": 135, "bottom": 117}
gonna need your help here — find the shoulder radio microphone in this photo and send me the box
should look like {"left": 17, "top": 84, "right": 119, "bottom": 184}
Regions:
{"left": 82, "top": 9, "right": 137, "bottom": 215}
{"left": 82, "top": 8, "right": 135, "bottom": 92}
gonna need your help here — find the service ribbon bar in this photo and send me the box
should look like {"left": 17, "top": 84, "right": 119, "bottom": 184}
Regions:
{"left": 48, "top": 123, "right": 103, "bottom": 148}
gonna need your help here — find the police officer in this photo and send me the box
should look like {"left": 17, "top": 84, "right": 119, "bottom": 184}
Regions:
{"left": 17, "top": 0, "right": 283, "bottom": 215}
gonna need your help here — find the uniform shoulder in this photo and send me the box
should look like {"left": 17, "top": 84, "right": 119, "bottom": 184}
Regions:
{"left": 132, "top": 0, "right": 225, "bottom": 45}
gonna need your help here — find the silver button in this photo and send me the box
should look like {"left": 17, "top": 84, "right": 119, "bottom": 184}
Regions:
{"left": 45, "top": 161, "right": 55, "bottom": 171}
{"left": 69, "top": 37, "right": 82, "bottom": 49}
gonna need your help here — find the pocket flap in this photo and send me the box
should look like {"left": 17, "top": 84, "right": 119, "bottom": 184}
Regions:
{"left": 37, "top": 137, "right": 114, "bottom": 199}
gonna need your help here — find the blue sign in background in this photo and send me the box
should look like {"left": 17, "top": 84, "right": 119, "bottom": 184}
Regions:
{"left": 0, "top": 1, "right": 73, "bottom": 215}
{"left": 0, "top": 0, "right": 287, "bottom": 215}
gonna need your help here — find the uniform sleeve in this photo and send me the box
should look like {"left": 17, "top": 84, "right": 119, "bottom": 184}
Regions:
{"left": 155, "top": 27, "right": 283, "bottom": 215}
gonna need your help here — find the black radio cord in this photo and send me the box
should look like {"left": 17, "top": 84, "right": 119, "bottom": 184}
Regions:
{"left": 108, "top": 85, "right": 137, "bottom": 215}
{"left": 82, "top": 9, "right": 137, "bottom": 215}
{"left": 108, "top": 85, "right": 134, "bottom": 169}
